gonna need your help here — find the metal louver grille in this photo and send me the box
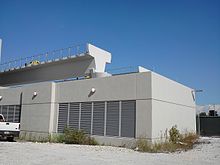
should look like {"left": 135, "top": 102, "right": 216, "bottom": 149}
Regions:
{"left": 69, "top": 102, "right": 80, "bottom": 130}
{"left": 80, "top": 102, "right": 92, "bottom": 134}
{"left": 92, "top": 102, "right": 105, "bottom": 136}
{"left": 7, "top": 105, "right": 15, "bottom": 122}
{"left": 106, "top": 101, "right": 119, "bottom": 136}
{"left": 14, "top": 105, "right": 21, "bottom": 123}
{"left": 57, "top": 100, "right": 136, "bottom": 138}
{"left": 0, "top": 105, "right": 21, "bottom": 122}
{"left": 2, "top": 106, "right": 8, "bottom": 121}
{"left": 121, "top": 100, "right": 136, "bottom": 138}
{"left": 58, "top": 103, "right": 68, "bottom": 133}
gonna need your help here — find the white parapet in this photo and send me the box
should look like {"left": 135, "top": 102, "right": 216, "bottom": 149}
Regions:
{"left": 138, "top": 66, "right": 151, "bottom": 73}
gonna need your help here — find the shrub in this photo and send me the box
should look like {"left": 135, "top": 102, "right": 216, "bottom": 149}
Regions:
{"left": 169, "top": 125, "right": 181, "bottom": 143}
{"left": 136, "top": 139, "right": 178, "bottom": 153}
{"left": 19, "top": 128, "right": 98, "bottom": 145}
{"left": 136, "top": 139, "right": 152, "bottom": 152}
{"left": 180, "top": 132, "right": 198, "bottom": 150}
{"left": 50, "top": 134, "right": 65, "bottom": 143}
{"left": 136, "top": 126, "right": 198, "bottom": 153}
{"left": 62, "top": 128, "right": 98, "bottom": 145}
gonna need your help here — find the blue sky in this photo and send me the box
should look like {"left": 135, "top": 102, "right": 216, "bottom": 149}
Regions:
{"left": 0, "top": 0, "right": 219, "bottom": 105}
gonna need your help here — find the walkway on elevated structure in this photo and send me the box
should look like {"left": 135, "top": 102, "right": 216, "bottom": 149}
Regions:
{"left": 0, "top": 44, "right": 86, "bottom": 72}
{"left": 0, "top": 44, "right": 111, "bottom": 87}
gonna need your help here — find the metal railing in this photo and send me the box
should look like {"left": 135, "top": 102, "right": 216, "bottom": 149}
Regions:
{"left": 53, "top": 66, "right": 140, "bottom": 83}
{"left": 0, "top": 44, "right": 87, "bottom": 72}
{"left": 106, "top": 66, "right": 138, "bottom": 75}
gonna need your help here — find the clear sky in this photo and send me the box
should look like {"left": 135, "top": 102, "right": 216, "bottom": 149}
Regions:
{"left": 0, "top": 0, "right": 219, "bottom": 105}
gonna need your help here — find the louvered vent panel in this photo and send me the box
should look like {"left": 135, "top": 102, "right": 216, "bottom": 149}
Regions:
{"left": 7, "top": 105, "right": 15, "bottom": 122}
{"left": 80, "top": 102, "right": 92, "bottom": 134}
{"left": 92, "top": 102, "right": 105, "bottom": 136}
{"left": 106, "top": 101, "right": 119, "bottom": 136}
{"left": 121, "top": 100, "right": 136, "bottom": 138}
{"left": 69, "top": 102, "right": 80, "bottom": 130}
{"left": 58, "top": 103, "right": 68, "bottom": 133}
{"left": 2, "top": 106, "right": 8, "bottom": 121}
{"left": 14, "top": 105, "right": 21, "bottom": 123}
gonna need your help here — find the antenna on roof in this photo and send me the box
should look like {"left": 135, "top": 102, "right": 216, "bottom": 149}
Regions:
{"left": 0, "top": 39, "right": 2, "bottom": 64}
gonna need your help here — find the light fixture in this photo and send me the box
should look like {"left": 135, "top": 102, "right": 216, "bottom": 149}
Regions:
{"left": 33, "top": 91, "right": 37, "bottom": 96}
{"left": 0, "top": 96, "right": 2, "bottom": 100}
{"left": 91, "top": 88, "right": 96, "bottom": 93}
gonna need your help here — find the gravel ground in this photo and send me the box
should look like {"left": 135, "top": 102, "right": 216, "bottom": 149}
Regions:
{"left": 0, "top": 137, "right": 220, "bottom": 165}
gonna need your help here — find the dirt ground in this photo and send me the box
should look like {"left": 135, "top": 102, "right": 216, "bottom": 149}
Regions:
{"left": 0, "top": 137, "right": 219, "bottom": 165}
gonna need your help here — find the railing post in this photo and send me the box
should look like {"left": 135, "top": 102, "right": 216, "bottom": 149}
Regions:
{"left": 52, "top": 51, "right": 55, "bottom": 60}
{"left": 46, "top": 52, "right": 48, "bottom": 61}
{"left": 0, "top": 44, "right": 87, "bottom": 71}
{"left": 38, "top": 55, "right": 41, "bottom": 62}
{"left": 60, "top": 49, "right": 63, "bottom": 59}
{"left": 20, "top": 58, "right": 23, "bottom": 67}
{"left": 68, "top": 47, "right": 71, "bottom": 57}
{"left": 77, "top": 45, "right": 79, "bottom": 55}
{"left": 25, "top": 57, "right": 28, "bottom": 66}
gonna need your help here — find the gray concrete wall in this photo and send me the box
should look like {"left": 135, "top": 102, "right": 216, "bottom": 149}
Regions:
{"left": 151, "top": 72, "right": 196, "bottom": 140}
{"left": 19, "top": 82, "right": 58, "bottom": 139}
{"left": 136, "top": 99, "right": 152, "bottom": 139}
{"left": 55, "top": 72, "right": 153, "bottom": 140}
{"left": 0, "top": 82, "right": 57, "bottom": 133}
{"left": 0, "top": 72, "right": 153, "bottom": 142}
{"left": 92, "top": 135, "right": 137, "bottom": 148}
{"left": 0, "top": 87, "right": 22, "bottom": 105}
{"left": 55, "top": 72, "right": 151, "bottom": 103}
{"left": 0, "top": 82, "right": 57, "bottom": 139}
{"left": 0, "top": 71, "right": 196, "bottom": 144}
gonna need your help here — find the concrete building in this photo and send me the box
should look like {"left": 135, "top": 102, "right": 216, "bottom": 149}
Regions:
{"left": 0, "top": 43, "right": 196, "bottom": 145}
